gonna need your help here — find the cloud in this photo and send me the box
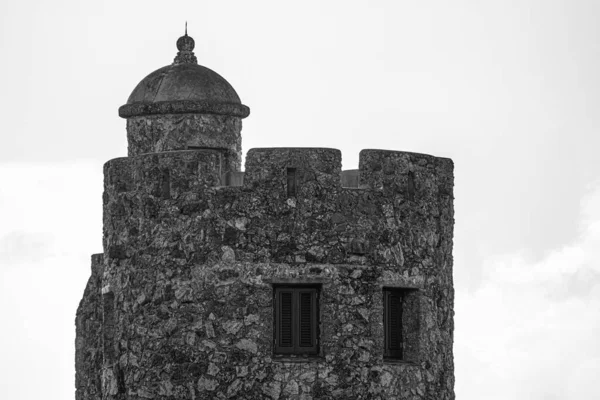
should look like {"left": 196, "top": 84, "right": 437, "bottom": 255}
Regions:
{"left": 0, "top": 163, "right": 104, "bottom": 399}
{"left": 0, "top": 231, "right": 54, "bottom": 264}
{"left": 0, "top": 163, "right": 103, "bottom": 266}
{"left": 455, "top": 182, "right": 600, "bottom": 400}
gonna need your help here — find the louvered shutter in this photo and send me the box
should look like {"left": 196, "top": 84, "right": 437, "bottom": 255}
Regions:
{"left": 297, "top": 289, "right": 318, "bottom": 353}
{"left": 275, "top": 288, "right": 294, "bottom": 354}
{"left": 384, "top": 290, "right": 403, "bottom": 358}
{"left": 274, "top": 287, "right": 318, "bottom": 355}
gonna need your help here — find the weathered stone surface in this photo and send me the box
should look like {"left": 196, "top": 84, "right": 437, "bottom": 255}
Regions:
{"left": 76, "top": 33, "right": 455, "bottom": 400}
{"left": 79, "top": 146, "right": 454, "bottom": 399}
{"left": 126, "top": 114, "right": 243, "bottom": 171}
{"left": 75, "top": 254, "right": 104, "bottom": 400}
{"left": 235, "top": 339, "right": 258, "bottom": 354}
{"left": 197, "top": 376, "right": 219, "bottom": 391}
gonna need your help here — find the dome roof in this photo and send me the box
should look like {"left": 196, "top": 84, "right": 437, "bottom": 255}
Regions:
{"left": 119, "top": 31, "right": 249, "bottom": 119}
{"left": 125, "top": 63, "right": 242, "bottom": 105}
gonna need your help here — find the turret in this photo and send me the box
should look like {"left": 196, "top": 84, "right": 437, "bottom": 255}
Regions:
{"left": 118, "top": 29, "right": 249, "bottom": 172}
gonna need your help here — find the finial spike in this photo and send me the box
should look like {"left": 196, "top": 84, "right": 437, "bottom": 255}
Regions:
{"left": 175, "top": 24, "right": 197, "bottom": 64}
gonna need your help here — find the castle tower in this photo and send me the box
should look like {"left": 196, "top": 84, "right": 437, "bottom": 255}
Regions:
{"left": 76, "top": 31, "right": 455, "bottom": 400}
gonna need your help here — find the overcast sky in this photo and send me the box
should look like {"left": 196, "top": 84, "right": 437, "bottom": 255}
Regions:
{"left": 1, "top": 0, "right": 599, "bottom": 399}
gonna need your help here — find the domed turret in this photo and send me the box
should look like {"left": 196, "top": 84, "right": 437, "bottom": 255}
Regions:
{"left": 119, "top": 29, "right": 249, "bottom": 170}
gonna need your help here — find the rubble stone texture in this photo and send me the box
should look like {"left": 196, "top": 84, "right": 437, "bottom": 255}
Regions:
{"left": 75, "top": 32, "right": 455, "bottom": 400}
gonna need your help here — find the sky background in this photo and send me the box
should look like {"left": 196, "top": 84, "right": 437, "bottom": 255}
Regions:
{"left": 1, "top": 0, "right": 599, "bottom": 398}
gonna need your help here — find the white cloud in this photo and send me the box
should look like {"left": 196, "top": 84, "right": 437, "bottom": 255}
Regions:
{"left": 456, "top": 182, "right": 600, "bottom": 400}
{"left": 0, "top": 163, "right": 103, "bottom": 399}
{"left": 0, "top": 230, "right": 54, "bottom": 263}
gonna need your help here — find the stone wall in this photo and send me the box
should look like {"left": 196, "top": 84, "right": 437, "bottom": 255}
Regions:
{"left": 77, "top": 147, "right": 454, "bottom": 399}
{"left": 126, "top": 113, "right": 243, "bottom": 171}
{"left": 76, "top": 254, "right": 105, "bottom": 400}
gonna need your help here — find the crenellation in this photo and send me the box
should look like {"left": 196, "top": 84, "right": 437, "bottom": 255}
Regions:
{"left": 103, "top": 157, "right": 132, "bottom": 194}
{"left": 100, "top": 147, "right": 454, "bottom": 286}
{"left": 358, "top": 149, "right": 448, "bottom": 200}
{"left": 243, "top": 147, "right": 342, "bottom": 193}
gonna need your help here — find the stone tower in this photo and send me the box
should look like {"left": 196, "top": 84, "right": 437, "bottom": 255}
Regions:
{"left": 75, "top": 31, "right": 455, "bottom": 400}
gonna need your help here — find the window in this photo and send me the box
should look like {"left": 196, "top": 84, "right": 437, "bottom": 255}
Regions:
{"left": 274, "top": 286, "right": 319, "bottom": 355}
{"left": 383, "top": 288, "right": 420, "bottom": 361}
{"left": 286, "top": 168, "right": 297, "bottom": 197}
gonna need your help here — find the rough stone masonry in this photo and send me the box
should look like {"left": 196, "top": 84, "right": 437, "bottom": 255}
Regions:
{"left": 75, "top": 31, "right": 455, "bottom": 400}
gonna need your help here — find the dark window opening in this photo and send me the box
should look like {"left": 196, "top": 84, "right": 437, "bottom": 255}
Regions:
{"left": 274, "top": 286, "right": 318, "bottom": 355}
{"left": 407, "top": 171, "right": 416, "bottom": 201}
{"left": 160, "top": 169, "right": 171, "bottom": 200}
{"left": 286, "top": 168, "right": 297, "bottom": 197}
{"left": 383, "top": 288, "right": 420, "bottom": 361}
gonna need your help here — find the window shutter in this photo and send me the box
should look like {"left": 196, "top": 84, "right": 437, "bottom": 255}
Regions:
{"left": 275, "top": 287, "right": 318, "bottom": 355}
{"left": 298, "top": 290, "right": 316, "bottom": 351}
{"left": 280, "top": 292, "right": 293, "bottom": 347}
{"left": 385, "top": 290, "right": 403, "bottom": 358}
{"left": 275, "top": 288, "right": 294, "bottom": 354}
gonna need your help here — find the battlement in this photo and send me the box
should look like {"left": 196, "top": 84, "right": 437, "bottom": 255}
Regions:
{"left": 102, "top": 146, "right": 454, "bottom": 268}
{"left": 359, "top": 149, "right": 454, "bottom": 200}
{"left": 104, "top": 150, "right": 224, "bottom": 199}
{"left": 104, "top": 147, "right": 453, "bottom": 201}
